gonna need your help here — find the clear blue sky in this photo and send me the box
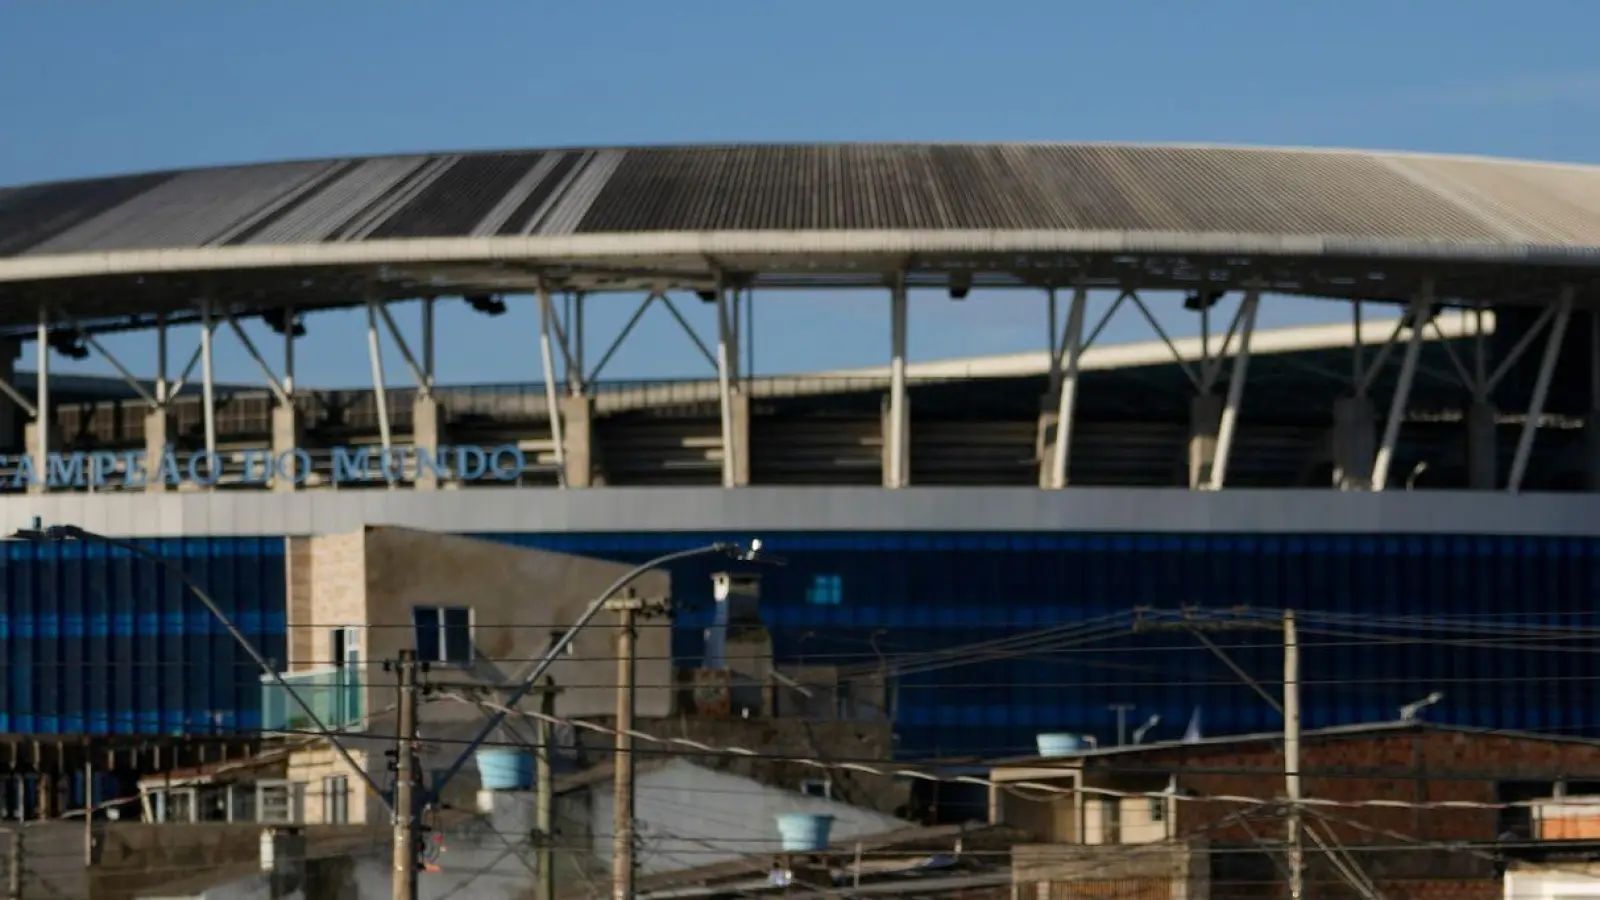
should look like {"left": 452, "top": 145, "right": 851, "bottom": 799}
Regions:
{"left": 0, "top": 0, "right": 1591, "bottom": 387}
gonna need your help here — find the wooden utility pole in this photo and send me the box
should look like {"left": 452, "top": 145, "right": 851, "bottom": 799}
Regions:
{"left": 392, "top": 649, "right": 421, "bottom": 900}
{"left": 536, "top": 679, "right": 559, "bottom": 900}
{"left": 1284, "top": 610, "right": 1303, "bottom": 900}
{"left": 606, "top": 592, "right": 643, "bottom": 900}
{"left": 6, "top": 828, "right": 21, "bottom": 900}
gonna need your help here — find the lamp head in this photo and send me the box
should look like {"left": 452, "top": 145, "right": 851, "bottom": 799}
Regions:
{"left": 723, "top": 539, "right": 784, "bottom": 565}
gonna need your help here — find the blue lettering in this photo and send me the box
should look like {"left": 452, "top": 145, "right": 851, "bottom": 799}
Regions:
{"left": 87, "top": 451, "right": 120, "bottom": 487}
{"left": 48, "top": 452, "right": 87, "bottom": 488}
{"left": 240, "top": 449, "right": 273, "bottom": 484}
{"left": 187, "top": 451, "right": 221, "bottom": 487}
{"left": 489, "top": 446, "right": 525, "bottom": 481}
{"left": 275, "top": 449, "right": 313, "bottom": 485}
{"left": 13, "top": 455, "right": 36, "bottom": 488}
{"left": 155, "top": 448, "right": 182, "bottom": 486}
{"left": 453, "top": 446, "right": 487, "bottom": 481}
{"left": 379, "top": 448, "right": 408, "bottom": 482}
{"left": 331, "top": 447, "right": 372, "bottom": 483}
{"left": 415, "top": 446, "right": 451, "bottom": 482}
{"left": 121, "top": 450, "right": 148, "bottom": 488}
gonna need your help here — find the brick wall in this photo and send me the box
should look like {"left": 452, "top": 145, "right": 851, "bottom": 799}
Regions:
{"left": 1083, "top": 726, "right": 1600, "bottom": 897}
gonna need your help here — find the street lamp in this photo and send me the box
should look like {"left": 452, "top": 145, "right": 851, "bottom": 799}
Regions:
{"left": 11, "top": 522, "right": 389, "bottom": 807}
{"left": 432, "top": 539, "right": 781, "bottom": 798}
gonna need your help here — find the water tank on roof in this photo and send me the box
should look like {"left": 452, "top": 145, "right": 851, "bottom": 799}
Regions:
{"left": 775, "top": 813, "right": 835, "bottom": 852}
{"left": 1036, "top": 733, "right": 1086, "bottom": 757}
{"left": 475, "top": 748, "right": 533, "bottom": 791}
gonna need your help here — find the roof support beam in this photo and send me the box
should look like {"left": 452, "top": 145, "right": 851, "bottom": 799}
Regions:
{"left": 58, "top": 314, "right": 159, "bottom": 410}
{"left": 1128, "top": 291, "right": 1202, "bottom": 391}
{"left": 1047, "top": 282, "right": 1087, "bottom": 490}
{"left": 199, "top": 298, "right": 217, "bottom": 461}
{"left": 33, "top": 307, "right": 48, "bottom": 491}
{"left": 536, "top": 283, "right": 568, "bottom": 488}
{"left": 1508, "top": 286, "right": 1573, "bottom": 494}
{"left": 715, "top": 281, "right": 740, "bottom": 489}
{"left": 886, "top": 276, "right": 909, "bottom": 490}
{"left": 222, "top": 316, "right": 289, "bottom": 406}
{"left": 364, "top": 298, "right": 393, "bottom": 478}
{"left": 586, "top": 293, "right": 655, "bottom": 385}
{"left": 1207, "top": 288, "right": 1260, "bottom": 492}
{"left": 1372, "top": 284, "right": 1434, "bottom": 491}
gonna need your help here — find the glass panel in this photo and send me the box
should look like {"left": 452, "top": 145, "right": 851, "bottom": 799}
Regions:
{"left": 442, "top": 608, "right": 473, "bottom": 664}
{"left": 412, "top": 607, "right": 441, "bottom": 662}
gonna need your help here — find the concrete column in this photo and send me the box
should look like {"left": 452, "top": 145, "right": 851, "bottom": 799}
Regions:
{"left": 143, "top": 410, "right": 173, "bottom": 493}
{"left": 726, "top": 393, "right": 751, "bottom": 487}
{"left": 881, "top": 393, "right": 910, "bottom": 488}
{"left": 1331, "top": 397, "right": 1376, "bottom": 491}
{"left": 559, "top": 395, "right": 595, "bottom": 487}
{"left": 1037, "top": 394, "right": 1061, "bottom": 488}
{"left": 411, "top": 395, "right": 441, "bottom": 490}
{"left": 1187, "top": 395, "right": 1223, "bottom": 489}
{"left": 271, "top": 405, "right": 305, "bottom": 492}
{"left": 1466, "top": 401, "right": 1498, "bottom": 490}
{"left": 23, "top": 421, "right": 56, "bottom": 494}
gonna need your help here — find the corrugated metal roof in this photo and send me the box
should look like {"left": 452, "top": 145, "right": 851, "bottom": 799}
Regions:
{"left": 5, "top": 143, "right": 1600, "bottom": 259}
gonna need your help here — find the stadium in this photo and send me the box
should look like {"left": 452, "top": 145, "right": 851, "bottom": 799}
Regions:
{"left": 2, "top": 140, "right": 1600, "bottom": 775}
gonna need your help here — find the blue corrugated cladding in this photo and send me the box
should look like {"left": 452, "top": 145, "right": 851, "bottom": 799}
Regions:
{"left": 0, "top": 537, "right": 286, "bottom": 735}
{"left": 483, "top": 530, "right": 1600, "bottom": 758}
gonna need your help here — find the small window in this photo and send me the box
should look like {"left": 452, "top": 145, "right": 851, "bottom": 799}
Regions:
{"left": 805, "top": 575, "right": 843, "bottom": 606}
{"left": 257, "top": 781, "right": 302, "bottom": 824}
{"left": 324, "top": 776, "right": 349, "bottom": 824}
{"left": 1148, "top": 798, "right": 1165, "bottom": 823}
{"left": 801, "top": 778, "right": 832, "bottom": 799}
{"left": 413, "top": 606, "right": 474, "bottom": 665}
{"left": 548, "top": 629, "right": 576, "bottom": 657}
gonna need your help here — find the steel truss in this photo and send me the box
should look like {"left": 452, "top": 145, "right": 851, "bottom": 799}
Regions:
{"left": 0, "top": 272, "right": 1593, "bottom": 495}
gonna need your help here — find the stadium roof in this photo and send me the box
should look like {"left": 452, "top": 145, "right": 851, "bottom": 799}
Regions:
{"left": 0, "top": 143, "right": 1598, "bottom": 332}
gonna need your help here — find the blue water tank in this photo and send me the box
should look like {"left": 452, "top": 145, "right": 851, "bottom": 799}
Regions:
{"left": 1036, "top": 733, "right": 1085, "bottom": 757}
{"left": 775, "top": 813, "right": 835, "bottom": 852}
{"left": 475, "top": 748, "right": 533, "bottom": 791}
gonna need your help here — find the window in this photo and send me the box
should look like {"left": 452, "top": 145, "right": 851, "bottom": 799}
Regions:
{"left": 805, "top": 575, "right": 843, "bottom": 606}
{"left": 413, "top": 606, "right": 474, "bottom": 665}
{"left": 323, "top": 776, "right": 349, "bottom": 824}
{"left": 330, "top": 627, "right": 360, "bottom": 668}
{"left": 801, "top": 778, "right": 833, "bottom": 800}
{"left": 1148, "top": 798, "right": 1164, "bottom": 823}
{"left": 257, "top": 781, "right": 303, "bottom": 824}
{"left": 547, "top": 629, "right": 575, "bottom": 658}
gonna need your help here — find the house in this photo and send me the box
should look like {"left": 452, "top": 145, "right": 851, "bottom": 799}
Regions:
{"left": 265, "top": 526, "right": 673, "bottom": 825}
{"left": 987, "top": 721, "right": 1600, "bottom": 900}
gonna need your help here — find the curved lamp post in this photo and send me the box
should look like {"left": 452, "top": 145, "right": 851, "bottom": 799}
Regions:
{"left": 12, "top": 522, "right": 389, "bottom": 808}
{"left": 432, "top": 539, "right": 780, "bottom": 799}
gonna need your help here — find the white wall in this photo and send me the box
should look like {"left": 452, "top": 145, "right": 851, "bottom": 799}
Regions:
{"left": 1505, "top": 869, "right": 1600, "bottom": 898}
{"left": 585, "top": 758, "right": 911, "bottom": 875}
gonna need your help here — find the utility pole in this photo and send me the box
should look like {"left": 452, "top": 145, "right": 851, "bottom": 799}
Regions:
{"left": 6, "top": 828, "right": 21, "bottom": 900}
{"left": 1284, "top": 610, "right": 1303, "bottom": 900}
{"left": 391, "top": 649, "right": 421, "bottom": 900}
{"left": 535, "top": 678, "right": 560, "bottom": 900}
{"left": 606, "top": 591, "right": 643, "bottom": 900}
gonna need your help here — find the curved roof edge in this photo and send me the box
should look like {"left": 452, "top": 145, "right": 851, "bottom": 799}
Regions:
{"left": 3, "top": 229, "right": 1596, "bottom": 287}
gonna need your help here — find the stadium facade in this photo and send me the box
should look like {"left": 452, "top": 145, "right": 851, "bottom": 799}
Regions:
{"left": 3, "top": 142, "right": 1600, "bottom": 759}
